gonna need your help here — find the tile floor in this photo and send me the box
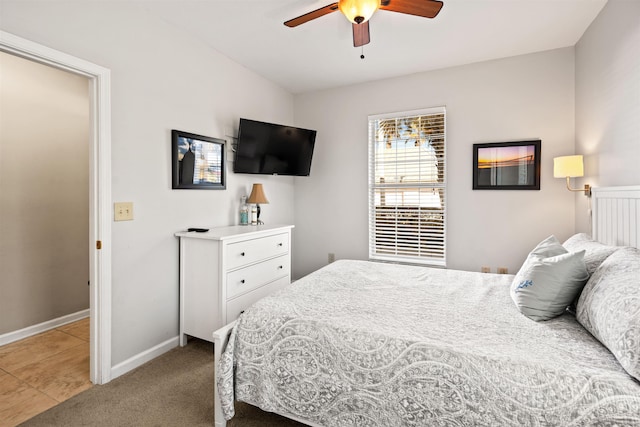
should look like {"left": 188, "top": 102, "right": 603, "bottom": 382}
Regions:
{"left": 0, "top": 318, "right": 91, "bottom": 426}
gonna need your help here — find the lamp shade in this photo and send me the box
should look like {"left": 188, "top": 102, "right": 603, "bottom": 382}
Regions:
{"left": 554, "top": 155, "right": 584, "bottom": 178}
{"left": 247, "top": 183, "right": 269, "bottom": 204}
{"left": 338, "top": 0, "right": 380, "bottom": 24}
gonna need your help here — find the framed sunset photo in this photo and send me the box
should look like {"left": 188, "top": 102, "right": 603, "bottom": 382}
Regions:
{"left": 472, "top": 140, "right": 541, "bottom": 190}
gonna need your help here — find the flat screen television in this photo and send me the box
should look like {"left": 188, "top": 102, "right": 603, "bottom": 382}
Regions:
{"left": 233, "top": 118, "right": 316, "bottom": 176}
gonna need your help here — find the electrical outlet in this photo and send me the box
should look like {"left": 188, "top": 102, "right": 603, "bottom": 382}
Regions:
{"left": 481, "top": 266, "right": 491, "bottom": 273}
{"left": 497, "top": 267, "right": 509, "bottom": 274}
{"left": 114, "top": 202, "right": 134, "bottom": 221}
{"left": 328, "top": 253, "right": 336, "bottom": 263}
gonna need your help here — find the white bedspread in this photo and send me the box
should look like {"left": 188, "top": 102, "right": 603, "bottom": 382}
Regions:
{"left": 218, "top": 260, "right": 640, "bottom": 426}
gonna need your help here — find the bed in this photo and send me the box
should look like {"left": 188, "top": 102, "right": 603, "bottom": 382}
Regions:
{"left": 213, "top": 186, "right": 640, "bottom": 426}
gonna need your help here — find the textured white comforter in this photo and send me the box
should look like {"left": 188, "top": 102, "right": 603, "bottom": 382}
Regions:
{"left": 218, "top": 260, "right": 640, "bottom": 426}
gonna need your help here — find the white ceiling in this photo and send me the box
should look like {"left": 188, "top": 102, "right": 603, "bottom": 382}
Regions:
{"left": 141, "top": 0, "right": 607, "bottom": 94}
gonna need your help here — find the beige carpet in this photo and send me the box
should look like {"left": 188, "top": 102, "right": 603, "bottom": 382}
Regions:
{"left": 20, "top": 338, "right": 305, "bottom": 426}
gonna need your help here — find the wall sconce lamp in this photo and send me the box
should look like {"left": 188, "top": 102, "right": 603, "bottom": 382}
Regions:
{"left": 553, "top": 155, "right": 591, "bottom": 196}
{"left": 247, "top": 183, "right": 269, "bottom": 225}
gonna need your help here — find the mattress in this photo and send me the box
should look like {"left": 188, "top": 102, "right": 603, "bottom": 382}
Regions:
{"left": 218, "top": 259, "right": 640, "bottom": 426}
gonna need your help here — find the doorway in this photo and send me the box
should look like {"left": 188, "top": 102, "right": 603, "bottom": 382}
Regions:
{"left": 0, "top": 30, "right": 112, "bottom": 384}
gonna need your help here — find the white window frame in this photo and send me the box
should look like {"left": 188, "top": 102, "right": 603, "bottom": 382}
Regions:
{"left": 368, "top": 107, "right": 446, "bottom": 267}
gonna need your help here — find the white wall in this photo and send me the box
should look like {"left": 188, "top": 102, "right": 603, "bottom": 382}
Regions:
{"left": 0, "top": 51, "right": 89, "bottom": 334}
{"left": 294, "top": 48, "right": 576, "bottom": 277}
{"left": 0, "top": 1, "right": 295, "bottom": 366}
{"left": 575, "top": 0, "right": 640, "bottom": 233}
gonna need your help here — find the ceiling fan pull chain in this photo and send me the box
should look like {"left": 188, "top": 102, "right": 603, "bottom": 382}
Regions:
{"left": 361, "top": 46, "right": 365, "bottom": 59}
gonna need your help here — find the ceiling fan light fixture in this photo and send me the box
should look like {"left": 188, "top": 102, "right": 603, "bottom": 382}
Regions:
{"left": 338, "top": 0, "right": 381, "bottom": 24}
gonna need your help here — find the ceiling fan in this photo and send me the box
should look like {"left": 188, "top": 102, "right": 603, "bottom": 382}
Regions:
{"left": 284, "top": 0, "right": 444, "bottom": 48}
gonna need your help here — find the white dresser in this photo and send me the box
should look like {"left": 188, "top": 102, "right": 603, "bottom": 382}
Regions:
{"left": 175, "top": 224, "right": 294, "bottom": 346}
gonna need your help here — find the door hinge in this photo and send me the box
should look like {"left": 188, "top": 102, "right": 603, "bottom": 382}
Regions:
{"left": 96, "top": 240, "right": 102, "bottom": 250}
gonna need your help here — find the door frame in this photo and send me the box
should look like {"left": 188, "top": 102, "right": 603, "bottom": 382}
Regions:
{"left": 0, "top": 31, "right": 112, "bottom": 384}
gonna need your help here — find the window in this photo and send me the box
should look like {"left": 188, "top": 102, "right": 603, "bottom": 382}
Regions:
{"left": 368, "top": 107, "right": 446, "bottom": 266}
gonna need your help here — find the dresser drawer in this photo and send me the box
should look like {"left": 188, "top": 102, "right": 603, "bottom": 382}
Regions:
{"left": 226, "top": 232, "right": 289, "bottom": 270}
{"left": 226, "top": 276, "right": 289, "bottom": 323}
{"left": 226, "top": 254, "right": 290, "bottom": 299}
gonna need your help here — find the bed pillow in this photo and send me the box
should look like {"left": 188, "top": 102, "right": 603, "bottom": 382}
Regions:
{"left": 562, "top": 233, "right": 620, "bottom": 275}
{"left": 576, "top": 247, "right": 640, "bottom": 381}
{"left": 530, "top": 235, "right": 568, "bottom": 257}
{"left": 511, "top": 236, "right": 589, "bottom": 321}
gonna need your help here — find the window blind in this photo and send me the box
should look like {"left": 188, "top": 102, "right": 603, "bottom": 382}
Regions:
{"left": 368, "top": 107, "right": 446, "bottom": 266}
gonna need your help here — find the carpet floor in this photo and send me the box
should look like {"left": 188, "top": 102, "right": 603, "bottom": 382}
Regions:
{"left": 20, "top": 338, "right": 305, "bottom": 426}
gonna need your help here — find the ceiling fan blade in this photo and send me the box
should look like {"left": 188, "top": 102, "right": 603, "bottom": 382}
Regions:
{"left": 284, "top": 3, "right": 339, "bottom": 27}
{"left": 380, "top": 0, "right": 444, "bottom": 19}
{"left": 353, "top": 21, "right": 370, "bottom": 47}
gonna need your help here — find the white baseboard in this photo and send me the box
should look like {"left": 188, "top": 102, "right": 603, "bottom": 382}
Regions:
{"left": 0, "top": 309, "right": 90, "bottom": 347}
{"left": 110, "top": 336, "right": 180, "bottom": 380}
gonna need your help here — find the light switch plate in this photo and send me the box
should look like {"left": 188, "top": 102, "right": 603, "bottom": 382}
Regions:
{"left": 114, "top": 202, "right": 134, "bottom": 221}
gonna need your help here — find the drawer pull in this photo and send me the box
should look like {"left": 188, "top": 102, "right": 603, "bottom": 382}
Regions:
{"left": 277, "top": 243, "right": 283, "bottom": 247}
{"left": 278, "top": 265, "right": 283, "bottom": 269}
{"left": 241, "top": 252, "right": 245, "bottom": 256}
{"left": 241, "top": 279, "right": 245, "bottom": 284}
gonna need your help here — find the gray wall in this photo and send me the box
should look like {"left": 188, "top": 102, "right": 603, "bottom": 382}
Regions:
{"left": 293, "top": 48, "right": 577, "bottom": 277}
{"left": 0, "top": 51, "right": 89, "bottom": 334}
{"left": 575, "top": 0, "right": 640, "bottom": 233}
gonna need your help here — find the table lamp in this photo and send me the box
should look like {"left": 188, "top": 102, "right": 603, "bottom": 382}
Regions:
{"left": 247, "top": 183, "right": 269, "bottom": 225}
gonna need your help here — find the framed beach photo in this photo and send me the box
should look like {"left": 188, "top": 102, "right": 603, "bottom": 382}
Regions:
{"left": 472, "top": 140, "right": 541, "bottom": 190}
{"left": 171, "top": 130, "right": 226, "bottom": 190}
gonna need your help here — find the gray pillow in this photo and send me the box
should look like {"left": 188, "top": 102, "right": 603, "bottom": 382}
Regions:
{"left": 576, "top": 247, "right": 640, "bottom": 381}
{"left": 563, "top": 233, "right": 620, "bottom": 275}
{"left": 511, "top": 236, "right": 589, "bottom": 321}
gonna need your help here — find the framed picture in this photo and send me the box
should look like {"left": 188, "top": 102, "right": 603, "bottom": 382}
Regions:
{"left": 472, "top": 140, "right": 541, "bottom": 190}
{"left": 171, "top": 130, "right": 225, "bottom": 190}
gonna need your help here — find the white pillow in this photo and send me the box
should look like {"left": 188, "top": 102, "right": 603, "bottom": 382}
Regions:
{"left": 511, "top": 236, "right": 589, "bottom": 321}
{"left": 562, "top": 233, "right": 620, "bottom": 314}
{"left": 530, "top": 235, "right": 567, "bottom": 258}
{"left": 576, "top": 247, "right": 640, "bottom": 381}
{"left": 562, "top": 233, "right": 620, "bottom": 275}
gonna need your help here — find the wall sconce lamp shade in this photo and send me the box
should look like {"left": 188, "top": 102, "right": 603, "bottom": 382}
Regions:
{"left": 553, "top": 155, "right": 591, "bottom": 196}
{"left": 553, "top": 155, "right": 584, "bottom": 178}
{"left": 247, "top": 183, "right": 269, "bottom": 224}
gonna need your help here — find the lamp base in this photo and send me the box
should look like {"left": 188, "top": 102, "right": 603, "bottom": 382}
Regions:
{"left": 256, "top": 204, "right": 264, "bottom": 225}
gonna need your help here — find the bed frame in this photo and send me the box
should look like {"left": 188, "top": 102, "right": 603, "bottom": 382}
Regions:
{"left": 213, "top": 323, "right": 235, "bottom": 427}
{"left": 212, "top": 185, "right": 640, "bottom": 427}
